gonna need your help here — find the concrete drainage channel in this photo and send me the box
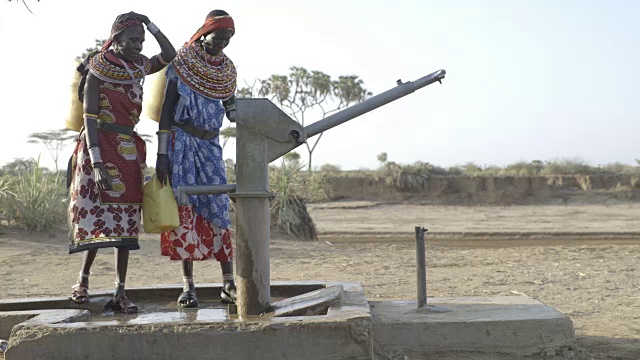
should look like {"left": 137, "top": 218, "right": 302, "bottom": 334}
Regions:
{"left": 0, "top": 281, "right": 574, "bottom": 360}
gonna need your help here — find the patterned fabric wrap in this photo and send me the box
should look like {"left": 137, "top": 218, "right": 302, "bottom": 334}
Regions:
{"left": 160, "top": 64, "right": 232, "bottom": 262}
{"left": 172, "top": 43, "right": 236, "bottom": 100}
{"left": 161, "top": 205, "right": 233, "bottom": 262}
{"left": 188, "top": 15, "right": 235, "bottom": 45}
{"left": 68, "top": 66, "right": 147, "bottom": 254}
{"left": 102, "top": 17, "right": 143, "bottom": 51}
{"left": 90, "top": 51, "right": 151, "bottom": 85}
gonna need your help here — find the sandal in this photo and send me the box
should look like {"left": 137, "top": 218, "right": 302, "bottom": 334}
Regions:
{"left": 177, "top": 289, "right": 198, "bottom": 308}
{"left": 106, "top": 296, "right": 138, "bottom": 314}
{"left": 220, "top": 283, "right": 236, "bottom": 304}
{"left": 70, "top": 284, "right": 90, "bottom": 304}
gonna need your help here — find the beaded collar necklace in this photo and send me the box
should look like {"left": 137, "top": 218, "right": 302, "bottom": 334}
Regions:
{"left": 172, "top": 42, "right": 237, "bottom": 100}
{"left": 89, "top": 50, "right": 151, "bottom": 85}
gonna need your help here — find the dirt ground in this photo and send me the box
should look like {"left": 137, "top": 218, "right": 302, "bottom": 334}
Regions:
{"left": 1, "top": 202, "right": 639, "bottom": 359}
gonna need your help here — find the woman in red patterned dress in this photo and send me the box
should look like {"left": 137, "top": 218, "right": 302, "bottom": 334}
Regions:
{"left": 68, "top": 12, "right": 176, "bottom": 313}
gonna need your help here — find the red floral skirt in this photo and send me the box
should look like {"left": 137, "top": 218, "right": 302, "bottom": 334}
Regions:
{"left": 160, "top": 204, "right": 233, "bottom": 262}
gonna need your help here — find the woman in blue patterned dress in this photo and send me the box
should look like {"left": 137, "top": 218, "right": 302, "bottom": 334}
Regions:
{"left": 156, "top": 9, "right": 237, "bottom": 307}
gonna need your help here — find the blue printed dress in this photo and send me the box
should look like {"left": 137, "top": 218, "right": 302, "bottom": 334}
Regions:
{"left": 160, "top": 63, "right": 233, "bottom": 262}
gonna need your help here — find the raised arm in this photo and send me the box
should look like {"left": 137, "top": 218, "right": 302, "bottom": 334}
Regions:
{"left": 132, "top": 13, "right": 176, "bottom": 74}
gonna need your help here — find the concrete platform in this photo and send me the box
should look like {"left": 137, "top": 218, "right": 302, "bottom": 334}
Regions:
{"left": 0, "top": 288, "right": 576, "bottom": 359}
{"left": 1, "top": 281, "right": 372, "bottom": 360}
{"left": 371, "top": 297, "right": 575, "bottom": 359}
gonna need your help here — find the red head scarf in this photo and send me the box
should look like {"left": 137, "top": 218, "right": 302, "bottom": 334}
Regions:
{"left": 102, "top": 14, "right": 143, "bottom": 51}
{"left": 188, "top": 15, "right": 235, "bottom": 45}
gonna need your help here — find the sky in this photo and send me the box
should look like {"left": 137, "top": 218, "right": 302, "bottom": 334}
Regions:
{"left": 1, "top": 0, "right": 639, "bottom": 171}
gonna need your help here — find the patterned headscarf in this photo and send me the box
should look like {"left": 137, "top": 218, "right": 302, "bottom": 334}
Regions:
{"left": 188, "top": 13, "right": 235, "bottom": 45}
{"left": 102, "top": 13, "right": 144, "bottom": 51}
{"left": 76, "top": 13, "right": 145, "bottom": 101}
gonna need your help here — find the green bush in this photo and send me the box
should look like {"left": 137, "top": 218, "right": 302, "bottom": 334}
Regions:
{"left": 224, "top": 159, "right": 236, "bottom": 184}
{"left": 599, "top": 162, "right": 640, "bottom": 175}
{"left": 500, "top": 160, "right": 544, "bottom": 176}
{"left": 267, "top": 153, "right": 329, "bottom": 241}
{"left": 0, "top": 165, "right": 67, "bottom": 231}
{"left": 374, "top": 154, "right": 640, "bottom": 180}
{"left": 460, "top": 162, "right": 483, "bottom": 176}
{"left": 0, "top": 176, "right": 17, "bottom": 225}
{"left": 540, "top": 159, "right": 598, "bottom": 176}
{"left": 378, "top": 160, "right": 454, "bottom": 190}
{"left": 318, "top": 163, "right": 342, "bottom": 174}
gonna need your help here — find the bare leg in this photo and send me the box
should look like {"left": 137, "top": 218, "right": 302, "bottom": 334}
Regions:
{"left": 70, "top": 249, "right": 98, "bottom": 304}
{"left": 178, "top": 260, "right": 198, "bottom": 307}
{"left": 80, "top": 249, "right": 98, "bottom": 287}
{"left": 220, "top": 260, "right": 236, "bottom": 304}
{"left": 182, "top": 260, "right": 196, "bottom": 294}
{"left": 114, "top": 247, "right": 129, "bottom": 298}
{"left": 111, "top": 247, "right": 137, "bottom": 313}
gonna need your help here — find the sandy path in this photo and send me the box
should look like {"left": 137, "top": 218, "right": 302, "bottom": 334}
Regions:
{"left": 309, "top": 202, "right": 640, "bottom": 235}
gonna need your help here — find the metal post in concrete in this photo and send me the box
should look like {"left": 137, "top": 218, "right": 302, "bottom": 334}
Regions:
{"left": 414, "top": 225, "right": 452, "bottom": 313}
{"left": 415, "top": 226, "right": 427, "bottom": 308}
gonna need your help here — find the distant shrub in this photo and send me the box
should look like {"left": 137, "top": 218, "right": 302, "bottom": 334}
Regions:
{"left": 318, "top": 163, "right": 342, "bottom": 173}
{"left": 500, "top": 160, "right": 544, "bottom": 176}
{"left": 372, "top": 154, "right": 640, "bottom": 180}
{"left": 225, "top": 158, "right": 236, "bottom": 184}
{"left": 461, "top": 162, "right": 483, "bottom": 176}
{"left": 599, "top": 162, "right": 640, "bottom": 175}
{"left": 446, "top": 166, "right": 464, "bottom": 175}
{"left": 541, "top": 159, "right": 598, "bottom": 176}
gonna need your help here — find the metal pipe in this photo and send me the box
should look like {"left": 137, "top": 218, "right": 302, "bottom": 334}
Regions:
{"left": 177, "top": 185, "right": 237, "bottom": 205}
{"left": 305, "top": 70, "right": 446, "bottom": 138}
{"left": 415, "top": 226, "right": 427, "bottom": 308}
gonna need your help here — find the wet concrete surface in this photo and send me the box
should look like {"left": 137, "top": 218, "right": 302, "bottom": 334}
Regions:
{"left": 91, "top": 297, "right": 231, "bottom": 324}
{"left": 4, "top": 282, "right": 373, "bottom": 360}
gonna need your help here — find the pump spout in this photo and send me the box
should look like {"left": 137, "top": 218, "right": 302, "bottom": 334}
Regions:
{"left": 304, "top": 69, "right": 445, "bottom": 138}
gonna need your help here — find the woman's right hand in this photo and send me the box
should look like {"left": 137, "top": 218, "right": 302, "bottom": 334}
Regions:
{"left": 93, "top": 163, "right": 113, "bottom": 191}
{"left": 156, "top": 154, "right": 170, "bottom": 186}
{"left": 121, "top": 12, "right": 150, "bottom": 25}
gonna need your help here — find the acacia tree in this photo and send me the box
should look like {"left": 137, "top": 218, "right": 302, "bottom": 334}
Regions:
{"left": 5, "top": 0, "right": 39, "bottom": 13}
{"left": 239, "top": 66, "right": 371, "bottom": 171}
{"left": 28, "top": 129, "right": 76, "bottom": 173}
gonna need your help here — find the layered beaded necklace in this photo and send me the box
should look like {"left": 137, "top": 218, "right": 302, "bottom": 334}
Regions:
{"left": 172, "top": 42, "right": 237, "bottom": 100}
{"left": 89, "top": 51, "right": 151, "bottom": 85}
